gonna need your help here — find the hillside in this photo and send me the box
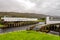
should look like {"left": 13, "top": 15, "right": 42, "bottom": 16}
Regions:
{"left": 0, "top": 12, "right": 48, "bottom": 18}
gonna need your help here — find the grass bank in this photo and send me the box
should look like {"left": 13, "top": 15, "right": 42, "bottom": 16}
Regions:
{"left": 0, "top": 24, "right": 4, "bottom": 27}
{"left": 38, "top": 20, "right": 45, "bottom": 22}
{"left": 0, "top": 31, "right": 59, "bottom": 40}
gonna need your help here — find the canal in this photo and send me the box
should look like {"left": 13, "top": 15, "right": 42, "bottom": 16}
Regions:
{"left": 0, "top": 22, "right": 45, "bottom": 33}
{"left": 0, "top": 22, "right": 59, "bottom": 35}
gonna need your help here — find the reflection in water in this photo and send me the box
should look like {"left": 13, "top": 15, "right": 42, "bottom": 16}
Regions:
{"left": 38, "top": 22, "right": 45, "bottom": 25}
{"left": 0, "top": 22, "right": 45, "bottom": 33}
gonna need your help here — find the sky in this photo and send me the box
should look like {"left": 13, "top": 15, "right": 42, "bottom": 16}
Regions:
{"left": 0, "top": 0, "right": 60, "bottom": 16}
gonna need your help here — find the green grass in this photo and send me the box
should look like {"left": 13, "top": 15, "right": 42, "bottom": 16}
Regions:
{"left": 38, "top": 20, "right": 45, "bottom": 22}
{"left": 0, "top": 24, "right": 4, "bottom": 27}
{"left": 0, "top": 31, "right": 59, "bottom": 40}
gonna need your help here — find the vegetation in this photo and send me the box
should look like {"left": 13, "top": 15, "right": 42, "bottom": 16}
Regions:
{"left": 0, "top": 23, "right": 4, "bottom": 27}
{"left": 38, "top": 20, "right": 45, "bottom": 22}
{"left": 0, "top": 12, "right": 47, "bottom": 18}
{"left": 0, "top": 31, "right": 59, "bottom": 40}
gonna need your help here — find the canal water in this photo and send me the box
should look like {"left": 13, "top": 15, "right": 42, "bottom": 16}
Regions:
{"left": 0, "top": 22, "right": 59, "bottom": 35}
{"left": 38, "top": 22, "right": 45, "bottom": 25}
{"left": 0, "top": 22, "right": 45, "bottom": 33}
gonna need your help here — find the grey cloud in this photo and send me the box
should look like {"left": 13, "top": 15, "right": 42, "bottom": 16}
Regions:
{"left": 0, "top": 0, "right": 60, "bottom": 16}
{"left": 31, "top": 0, "right": 60, "bottom": 16}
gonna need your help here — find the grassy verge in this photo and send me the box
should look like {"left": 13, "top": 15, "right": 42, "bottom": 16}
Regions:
{"left": 0, "top": 24, "right": 4, "bottom": 27}
{"left": 0, "top": 31, "right": 59, "bottom": 40}
{"left": 38, "top": 20, "right": 45, "bottom": 22}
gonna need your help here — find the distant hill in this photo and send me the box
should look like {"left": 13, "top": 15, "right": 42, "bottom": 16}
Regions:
{"left": 0, "top": 12, "right": 60, "bottom": 19}
{"left": 0, "top": 12, "right": 48, "bottom": 18}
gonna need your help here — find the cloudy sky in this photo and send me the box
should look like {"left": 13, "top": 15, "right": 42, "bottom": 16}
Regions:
{"left": 0, "top": 0, "right": 60, "bottom": 16}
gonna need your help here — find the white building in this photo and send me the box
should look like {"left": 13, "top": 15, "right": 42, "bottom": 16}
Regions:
{"left": 1, "top": 17, "right": 38, "bottom": 22}
{"left": 46, "top": 16, "right": 60, "bottom": 24}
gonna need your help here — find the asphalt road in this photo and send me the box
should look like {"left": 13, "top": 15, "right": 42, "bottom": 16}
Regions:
{"left": 49, "top": 31, "right": 59, "bottom": 35}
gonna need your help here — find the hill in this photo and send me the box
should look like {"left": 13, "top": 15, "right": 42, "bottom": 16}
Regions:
{"left": 0, "top": 12, "right": 48, "bottom": 18}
